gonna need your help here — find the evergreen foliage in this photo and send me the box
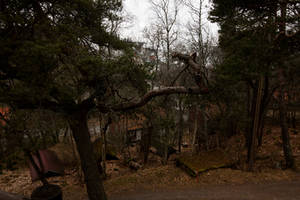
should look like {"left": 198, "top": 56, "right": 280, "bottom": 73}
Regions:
{"left": 209, "top": 0, "right": 300, "bottom": 169}
{"left": 0, "top": 1, "right": 149, "bottom": 199}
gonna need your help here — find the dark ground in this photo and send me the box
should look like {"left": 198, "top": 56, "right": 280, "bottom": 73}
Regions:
{"left": 109, "top": 181, "right": 300, "bottom": 200}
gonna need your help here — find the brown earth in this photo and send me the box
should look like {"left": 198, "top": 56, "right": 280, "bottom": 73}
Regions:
{"left": 0, "top": 126, "right": 300, "bottom": 200}
{"left": 110, "top": 181, "right": 300, "bottom": 200}
{"left": 1, "top": 166, "right": 300, "bottom": 200}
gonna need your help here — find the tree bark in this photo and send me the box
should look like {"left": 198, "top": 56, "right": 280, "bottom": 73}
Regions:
{"left": 248, "top": 76, "right": 264, "bottom": 171}
{"left": 68, "top": 110, "right": 107, "bottom": 200}
{"left": 245, "top": 84, "right": 253, "bottom": 149}
{"left": 192, "top": 107, "right": 198, "bottom": 154}
{"left": 278, "top": 0, "right": 295, "bottom": 170}
{"left": 257, "top": 75, "right": 270, "bottom": 147}
{"left": 278, "top": 90, "right": 295, "bottom": 169}
{"left": 201, "top": 107, "right": 208, "bottom": 151}
{"left": 110, "top": 86, "right": 208, "bottom": 112}
{"left": 100, "top": 115, "right": 111, "bottom": 179}
{"left": 291, "top": 111, "right": 296, "bottom": 130}
{"left": 142, "top": 126, "right": 152, "bottom": 164}
{"left": 257, "top": 116, "right": 265, "bottom": 147}
{"left": 163, "top": 128, "right": 170, "bottom": 165}
{"left": 178, "top": 97, "right": 184, "bottom": 153}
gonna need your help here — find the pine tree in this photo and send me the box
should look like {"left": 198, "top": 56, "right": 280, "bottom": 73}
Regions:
{"left": 210, "top": 0, "right": 300, "bottom": 170}
{"left": 0, "top": 1, "right": 209, "bottom": 199}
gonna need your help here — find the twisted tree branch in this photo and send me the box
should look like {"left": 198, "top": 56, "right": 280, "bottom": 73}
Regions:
{"left": 111, "top": 86, "right": 208, "bottom": 111}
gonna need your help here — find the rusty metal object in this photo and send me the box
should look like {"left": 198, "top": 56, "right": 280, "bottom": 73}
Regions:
{"left": 29, "top": 150, "right": 64, "bottom": 182}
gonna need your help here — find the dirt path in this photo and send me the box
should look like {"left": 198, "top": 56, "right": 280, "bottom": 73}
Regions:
{"left": 109, "top": 181, "right": 300, "bottom": 200}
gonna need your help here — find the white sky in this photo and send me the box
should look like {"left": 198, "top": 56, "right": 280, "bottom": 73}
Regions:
{"left": 122, "top": 0, "right": 151, "bottom": 40}
{"left": 122, "top": 0, "right": 219, "bottom": 41}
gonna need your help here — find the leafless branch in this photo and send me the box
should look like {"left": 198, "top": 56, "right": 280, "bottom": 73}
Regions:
{"left": 111, "top": 86, "right": 208, "bottom": 111}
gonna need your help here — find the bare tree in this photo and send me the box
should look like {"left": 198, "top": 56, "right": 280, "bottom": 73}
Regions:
{"left": 142, "top": 0, "right": 184, "bottom": 163}
{"left": 184, "top": 0, "right": 215, "bottom": 80}
{"left": 149, "top": 0, "right": 183, "bottom": 71}
{"left": 143, "top": 24, "right": 163, "bottom": 87}
{"left": 182, "top": 0, "right": 215, "bottom": 152}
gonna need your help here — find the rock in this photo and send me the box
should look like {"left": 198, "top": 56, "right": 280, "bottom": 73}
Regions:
{"left": 128, "top": 161, "right": 142, "bottom": 170}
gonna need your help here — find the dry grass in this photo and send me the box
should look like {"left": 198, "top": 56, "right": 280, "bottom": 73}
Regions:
{"left": 1, "top": 126, "right": 300, "bottom": 200}
{"left": 0, "top": 168, "right": 86, "bottom": 199}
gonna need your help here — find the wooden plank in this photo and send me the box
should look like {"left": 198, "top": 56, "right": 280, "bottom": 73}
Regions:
{"left": 176, "top": 150, "right": 233, "bottom": 177}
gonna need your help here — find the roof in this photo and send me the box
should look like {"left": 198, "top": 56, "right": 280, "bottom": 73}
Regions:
{"left": 0, "top": 106, "right": 9, "bottom": 125}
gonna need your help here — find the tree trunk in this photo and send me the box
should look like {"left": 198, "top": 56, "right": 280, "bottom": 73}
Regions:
{"left": 178, "top": 97, "right": 183, "bottom": 153}
{"left": 257, "top": 116, "right": 265, "bottom": 147}
{"left": 192, "top": 107, "right": 198, "bottom": 154}
{"left": 102, "top": 127, "right": 107, "bottom": 177}
{"left": 100, "top": 114, "right": 111, "bottom": 179}
{"left": 247, "top": 86, "right": 256, "bottom": 157}
{"left": 163, "top": 128, "right": 169, "bottom": 165}
{"left": 246, "top": 85, "right": 256, "bottom": 150}
{"left": 202, "top": 107, "right": 208, "bottom": 151}
{"left": 257, "top": 75, "right": 270, "bottom": 147}
{"left": 277, "top": 0, "right": 295, "bottom": 170}
{"left": 70, "top": 131, "right": 83, "bottom": 183}
{"left": 142, "top": 126, "right": 152, "bottom": 164}
{"left": 68, "top": 110, "right": 107, "bottom": 200}
{"left": 248, "top": 76, "right": 264, "bottom": 171}
{"left": 63, "top": 126, "right": 69, "bottom": 143}
{"left": 279, "top": 90, "right": 295, "bottom": 169}
{"left": 291, "top": 111, "right": 297, "bottom": 131}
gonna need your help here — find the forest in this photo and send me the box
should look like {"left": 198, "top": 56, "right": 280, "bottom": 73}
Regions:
{"left": 0, "top": 0, "right": 299, "bottom": 200}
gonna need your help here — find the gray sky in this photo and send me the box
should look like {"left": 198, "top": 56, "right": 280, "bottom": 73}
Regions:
{"left": 123, "top": 0, "right": 151, "bottom": 39}
{"left": 122, "top": 0, "right": 219, "bottom": 41}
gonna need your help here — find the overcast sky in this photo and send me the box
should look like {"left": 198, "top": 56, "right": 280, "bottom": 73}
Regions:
{"left": 123, "top": 0, "right": 151, "bottom": 39}
{"left": 122, "top": 0, "right": 219, "bottom": 41}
